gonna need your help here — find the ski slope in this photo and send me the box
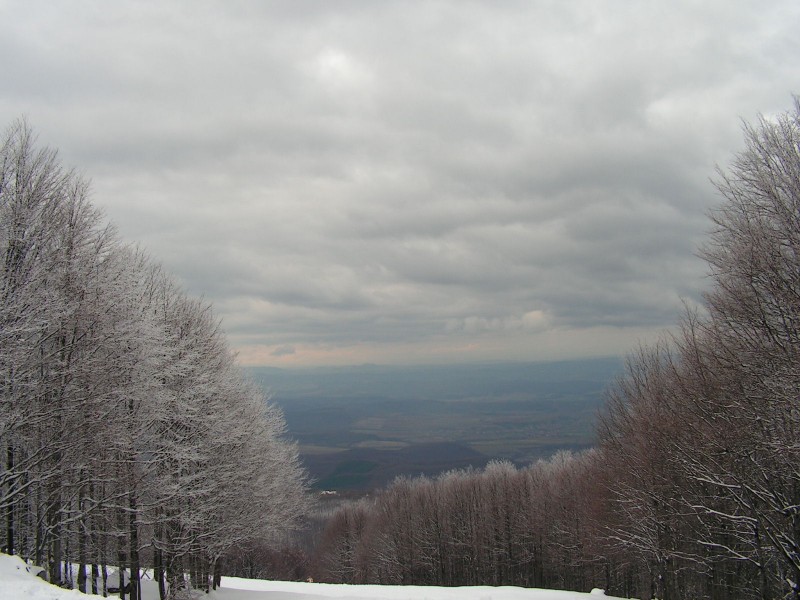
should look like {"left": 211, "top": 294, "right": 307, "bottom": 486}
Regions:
{"left": 0, "top": 553, "right": 623, "bottom": 600}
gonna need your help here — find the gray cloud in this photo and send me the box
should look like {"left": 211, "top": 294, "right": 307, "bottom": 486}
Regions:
{"left": 271, "top": 345, "right": 297, "bottom": 358}
{"left": 2, "top": 0, "right": 799, "bottom": 365}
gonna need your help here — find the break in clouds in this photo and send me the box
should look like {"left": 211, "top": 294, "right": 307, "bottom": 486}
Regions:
{"left": 3, "top": 0, "right": 799, "bottom": 365}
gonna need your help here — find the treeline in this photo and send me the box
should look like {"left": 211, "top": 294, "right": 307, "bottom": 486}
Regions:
{"left": 0, "top": 120, "right": 309, "bottom": 599}
{"left": 312, "top": 102, "right": 800, "bottom": 600}
{"left": 310, "top": 455, "right": 613, "bottom": 590}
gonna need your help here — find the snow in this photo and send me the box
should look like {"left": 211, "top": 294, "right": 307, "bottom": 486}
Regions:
{"left": 0, "top": 553, "right": 623, "bottom": 600}
{"left": 0, "top": 553, "right": 98, "bottom": 600}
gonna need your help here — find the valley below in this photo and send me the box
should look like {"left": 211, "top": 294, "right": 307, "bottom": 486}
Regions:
{"left": 248, "top": 357, "right": 622, "bottom": 491}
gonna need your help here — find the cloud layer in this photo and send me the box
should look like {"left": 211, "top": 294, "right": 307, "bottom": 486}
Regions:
{"left": 3, "top": 1, "right": 799, "bottom": 365}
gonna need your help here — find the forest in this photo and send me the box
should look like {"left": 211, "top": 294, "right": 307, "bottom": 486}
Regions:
{"left": 0, "top": 120, "right": 309, "bottom": 599}
{"left": 2, "top": 98, "right": 800, "bottom": 600}
{"left": 309, "top": 102, "right": 800, "bottom": 600}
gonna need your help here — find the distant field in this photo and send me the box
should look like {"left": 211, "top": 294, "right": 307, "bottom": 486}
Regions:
{"left": 248, "top": 358, "right": 622, "bottom": 491}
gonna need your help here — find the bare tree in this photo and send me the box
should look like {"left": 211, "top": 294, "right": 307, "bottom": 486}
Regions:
{"left": 0, "top": 120, "right": 310, "bottom": 598}
{"left": 594, "top": 100, "right": 800, "bottom": 599}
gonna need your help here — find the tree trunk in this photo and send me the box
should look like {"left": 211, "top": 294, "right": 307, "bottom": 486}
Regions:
{"left": 78, "top": 560, "right": 87, "bottom": 593}
{"left": 78, "top": 488, "right": 87, "bottom": 593}
{"left": 154, "top": 546, "right": 165, "bottom": 600}
{"left": 5, "top": 443, "right": 14, "bottom": 555}
{"left": 91, "top": 563, "right": 99, "bottom": 595}
{"left": 49, "top": 501, "right": 63, "bottom": 586}
{"left": 129, "top": 494, "right": 140, "bottom": 600}
{"left": 117, "top": 549, "right": 127, "bottom": 600}
{"left": 213, "top": 560, "right": 221, "bottom": 590}
{"left": 167, "top": 555, "right": 184, "bottom": 600}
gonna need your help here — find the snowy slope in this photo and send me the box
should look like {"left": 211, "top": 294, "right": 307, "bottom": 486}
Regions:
{"left": 0, "top": 553, "right": 102, "bottom": 600}
{"left": 0, "top": 553, "right": 621, "bottom": 600}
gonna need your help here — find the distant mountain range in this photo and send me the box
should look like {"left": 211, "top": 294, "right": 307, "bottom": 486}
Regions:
{"left": 246, "top": 357, "right": 623, "bottom": 491}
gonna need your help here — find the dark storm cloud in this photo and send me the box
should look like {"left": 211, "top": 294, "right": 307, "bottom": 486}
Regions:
{"left": 2, "top": 0, "right": 799, "bottom": 365}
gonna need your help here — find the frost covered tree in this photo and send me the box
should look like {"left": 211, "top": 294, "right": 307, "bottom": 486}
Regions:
{"left": 311, "top": 456, "right": 605, "bottom": 591}
{"left": 597, "top": 100, "right": 800, "bottom": 600}
{"left": 0, "top": 120, "right": 120, "bottom": 583}
{"left": 682, "top": 100, "right": 800, "bottom": 599}
{"left": 0, "top": 120, "right": 309, "bottom": 599}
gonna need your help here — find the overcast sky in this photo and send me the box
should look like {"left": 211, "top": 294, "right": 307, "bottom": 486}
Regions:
{"left": 2, "top": 1, "right": 798, "bottom": 367}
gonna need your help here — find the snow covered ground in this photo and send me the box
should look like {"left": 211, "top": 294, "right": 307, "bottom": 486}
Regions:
{"left": 0, "top": 553, "right": 624, "bottom": 600}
